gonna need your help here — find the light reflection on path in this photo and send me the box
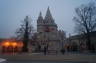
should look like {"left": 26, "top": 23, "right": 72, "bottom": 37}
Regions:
{"left": 0, "top": 58, "right": 6, "bottom": 63}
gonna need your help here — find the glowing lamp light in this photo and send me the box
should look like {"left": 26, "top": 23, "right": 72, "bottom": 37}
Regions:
{"left": 1, "top": 40, "right": 23, "bottom": 48}
{"left": 4, "top": 42, "right": 10, "bottom": 47}
{"left": 12, "top": 42, "right": 17, "bottom": 47}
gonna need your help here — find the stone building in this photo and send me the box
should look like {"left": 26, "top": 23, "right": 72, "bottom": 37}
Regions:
{"left": 66, "top": 31, "right": 96, "bottom": 52}
{"left": 31, "top": 7, "right": 66, "bottom": 53}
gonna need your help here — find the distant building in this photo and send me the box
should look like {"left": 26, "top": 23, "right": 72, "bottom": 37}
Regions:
{"left": 66, "top": 31, "right": 96, "bottom": 52}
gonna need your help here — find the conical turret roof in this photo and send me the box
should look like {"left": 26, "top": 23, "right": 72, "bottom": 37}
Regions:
{"left": 37, "top": 11, "right": 43, "bottom": 23}
{"left": 44, "top": 7, "right": 54, "bottom": 23}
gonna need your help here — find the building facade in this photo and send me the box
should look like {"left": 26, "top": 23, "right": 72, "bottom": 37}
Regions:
{"left": 31, "top": 7, "right": 66, "bottom": 53}
{"left": 66, "top": 31, "right": 96, "bottom": 52}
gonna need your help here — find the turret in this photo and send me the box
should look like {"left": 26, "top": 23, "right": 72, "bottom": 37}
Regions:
{"left": 37, "top": 12, "right": 44, "bottom": 32}
{"left": 37, "top": 12, "right": 43, "bottom": 25}
{"left": 37, "top": 7, "right": 58, "bottom": 33}
{"left": 44, "top": 7, "right": 54, "bottom": 24}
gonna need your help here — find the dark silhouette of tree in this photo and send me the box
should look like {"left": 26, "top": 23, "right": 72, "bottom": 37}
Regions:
{"left": 73, "top": 3, "right": 96, "bottom": 51}
{"left": 16, "top": 16, "right": 34, "bottom": 52}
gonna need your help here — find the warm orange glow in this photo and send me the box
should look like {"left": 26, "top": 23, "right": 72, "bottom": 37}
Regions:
{"left": 0, "top": 40, "right": 24, "bottom": 53}
{"left": 1, "top": 41, "right": 23, "bottom": 48}
{"left": 12, "top": 42, "right": 17, "bottom": 47}
{"left": 4, "top": 42, "right": 10, "bottom": 47}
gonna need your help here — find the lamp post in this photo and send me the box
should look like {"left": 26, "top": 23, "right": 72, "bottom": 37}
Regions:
{"left": 12, "top": 42, "right": 17, "bottom": 55}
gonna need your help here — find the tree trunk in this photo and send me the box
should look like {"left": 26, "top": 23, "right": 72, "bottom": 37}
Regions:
{"left": 86, "top": 32, "right": 92, "bottom": 51}
{"left": 22, "top": 22, "right": 29, "bottom": 52}
{"left": 22, "top": 41, "right": 28, "bottom": 52}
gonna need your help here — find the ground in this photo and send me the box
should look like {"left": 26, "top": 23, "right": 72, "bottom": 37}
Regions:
{"left": 0, "top": 53, "right": 96, "bottom": 63}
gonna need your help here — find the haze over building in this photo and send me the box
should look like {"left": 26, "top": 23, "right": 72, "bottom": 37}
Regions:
{"left": 0, "top": 0, "right": 91, "bottom": 38}
{"left": 31, "top": 7, "right": 66, "bottom": 52}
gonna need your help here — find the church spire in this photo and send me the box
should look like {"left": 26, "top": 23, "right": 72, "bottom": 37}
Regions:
{"left": 44, "top": 7, "right": 54, "bottom": 22}
{"left": 39, "top": 11, "right": 42, "bottom": 17}
{"left": 37, "top": 11, "right": 43, "bottom": 24}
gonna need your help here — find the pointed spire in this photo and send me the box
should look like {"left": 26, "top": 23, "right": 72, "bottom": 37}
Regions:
{"left": 39, "top": 11, "right": 42, "bottom": 17}
{"left": 38, "top": 11, "right": 43, "bottom": 19}
{"left": 37, "top": 11, "right": 43, "bottom": 23}
{"left": 45, "top": 7, "right": 54, "bottom": 20}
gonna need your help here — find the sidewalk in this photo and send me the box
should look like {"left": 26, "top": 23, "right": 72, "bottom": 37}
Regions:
{"left": 0, "top": 53, "right": 96, "bottom": 63}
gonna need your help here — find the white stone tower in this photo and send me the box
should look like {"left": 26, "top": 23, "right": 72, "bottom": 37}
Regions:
{"left": 37, "top": 12, "right": 44, "bottom": 32}
{"left": 36, "top": 7, "right": 66, "bottom": 53}
{"left": 37, "top": 7, "right": 57, "bottom": 33}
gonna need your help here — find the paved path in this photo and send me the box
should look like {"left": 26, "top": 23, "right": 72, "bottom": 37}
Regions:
{"left": 0, "top": 53, "right": 96, "bottom": 63}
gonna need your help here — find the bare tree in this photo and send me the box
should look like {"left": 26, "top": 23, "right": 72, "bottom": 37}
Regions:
{"left": 73, "top": 3, "right": 96, "bottom": 51}
{"left": 16, "top": 16, "right": 34, "bottom": 52}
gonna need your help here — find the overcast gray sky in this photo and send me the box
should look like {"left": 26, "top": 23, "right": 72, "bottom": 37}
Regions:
{"left": 0, "top": 0, "right": 93, "bottom": 38}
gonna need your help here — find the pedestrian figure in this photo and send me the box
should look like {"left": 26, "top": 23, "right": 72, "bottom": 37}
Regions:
{"left": 44, "top": 46, "right": 47, "bottom": 55}
{"left": 61, "top": 48, "right": 65, "bottom": 54}
{"left": 38, "top": 45, "right": 41, "bottom": 52}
